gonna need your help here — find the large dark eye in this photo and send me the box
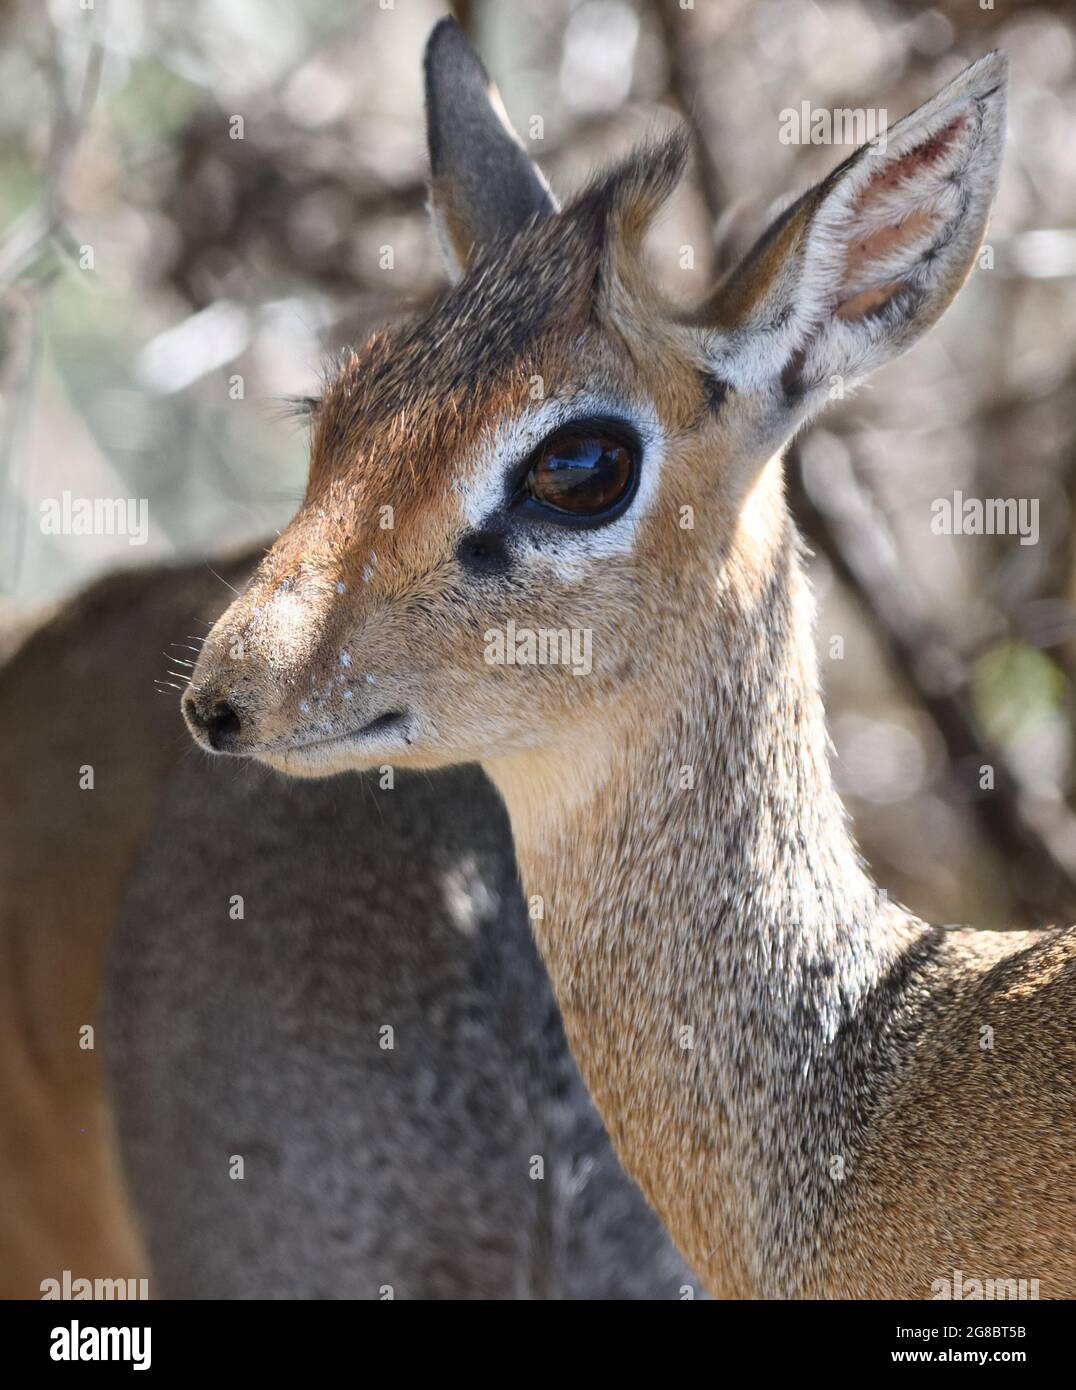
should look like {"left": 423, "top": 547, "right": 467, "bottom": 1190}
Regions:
{"left": 514, "top": 423, "right": 638, "bottom": 524}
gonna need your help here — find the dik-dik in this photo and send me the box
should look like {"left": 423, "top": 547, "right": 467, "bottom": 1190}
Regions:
{"left": 185, "top": 19, "right": 1076, "bottom": 1298}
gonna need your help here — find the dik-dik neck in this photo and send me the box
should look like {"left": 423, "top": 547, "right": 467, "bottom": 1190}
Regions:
{"left": 485, "top": 512, "right": 925, "bottom": 1296}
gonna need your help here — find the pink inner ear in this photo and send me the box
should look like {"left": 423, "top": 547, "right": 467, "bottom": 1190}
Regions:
{"left": 855, "top": 112, "right": 967, "bottom": 203}
{"left": 835, "top": 281, "right": 904, "bottom": 321}
{"left": 845, "top": 207, "right": 937, "bottom": 279}
{"left": 837, "top": 112, "right": 969, "bottom": 319}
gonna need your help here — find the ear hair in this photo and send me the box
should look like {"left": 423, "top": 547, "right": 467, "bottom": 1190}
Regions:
{"left": 581, "top": 125, "right": 692, "bottom": 252}
{"left": 696, "top": 51, "right": 1007, "bottom": 413}
{"left": 568, "top": 125, "right": 691, "bottom": 318}
{"left": 424, "top": 17, "right": 558, "bottom": 281}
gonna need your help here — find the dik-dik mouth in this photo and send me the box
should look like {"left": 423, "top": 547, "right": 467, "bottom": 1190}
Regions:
{"left": 350, "top": 709, "right": 411, "bottom": 741}
{"left": 184, "top": 676, "right": 414, "bottom": 761}
{"left": 260, "top": 709, "right": 415, "bottom": 769}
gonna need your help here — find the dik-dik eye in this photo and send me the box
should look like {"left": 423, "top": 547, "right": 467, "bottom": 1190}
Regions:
{"left": 511, "top": 420, "right": 639, "bottom": 526}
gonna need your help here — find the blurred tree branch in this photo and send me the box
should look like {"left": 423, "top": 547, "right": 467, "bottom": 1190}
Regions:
{"left": 651, "top": 0, "right": 732, "bottom": 227}
{"left": 788, "top": 438, "right": 1076, "bottom": 924}
{"left": 0, "top": 3, "right": 106, "bottom": 287}
{"left": 1, "top": 2, "right": 108, "bottom": 593}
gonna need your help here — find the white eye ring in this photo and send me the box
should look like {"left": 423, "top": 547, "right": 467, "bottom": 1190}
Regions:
{"left": 458, "top": 390, "right": 665, "bottom": 558}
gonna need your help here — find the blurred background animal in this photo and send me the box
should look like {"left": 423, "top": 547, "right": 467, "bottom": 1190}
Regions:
{"left": 2, "top": 551, "right": 696, "bottom": 1297}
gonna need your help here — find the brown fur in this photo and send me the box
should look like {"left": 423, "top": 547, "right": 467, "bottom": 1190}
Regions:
{"left": 0, "top": 556, "right": 253, "bottom": 1296}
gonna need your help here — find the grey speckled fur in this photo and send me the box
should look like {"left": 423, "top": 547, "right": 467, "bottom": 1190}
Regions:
{"left": 103, "top": 755, "right": 697, "bottom": 1299}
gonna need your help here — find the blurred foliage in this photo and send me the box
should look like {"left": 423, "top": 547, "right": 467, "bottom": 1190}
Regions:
{"left": 973, "top": 640, "right": 1067, "bottom": 755}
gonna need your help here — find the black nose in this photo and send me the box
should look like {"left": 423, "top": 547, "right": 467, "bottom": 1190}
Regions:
{"left": 184, "top": 692, "right": 242, "bottom": 752}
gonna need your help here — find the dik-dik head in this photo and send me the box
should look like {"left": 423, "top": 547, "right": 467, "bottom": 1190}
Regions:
{"left": 184, "top": 19, "right": 1006, "bottom": 778}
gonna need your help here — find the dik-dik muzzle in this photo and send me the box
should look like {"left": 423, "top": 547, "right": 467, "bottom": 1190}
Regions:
{"left": 183, "top": 555, "right": 418, "bottom": 765}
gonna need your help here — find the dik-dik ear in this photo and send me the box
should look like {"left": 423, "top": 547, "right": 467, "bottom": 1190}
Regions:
{"left": 424, "top": 17, "right": 558, "bottom": 280}
{"left": 699, "top": 52, "right": 1007, "bottom": 421}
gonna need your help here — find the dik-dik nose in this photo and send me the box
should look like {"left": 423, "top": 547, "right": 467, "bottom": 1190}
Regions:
{"left": 182, "top": 688, "right": 243, "bottom": 753}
